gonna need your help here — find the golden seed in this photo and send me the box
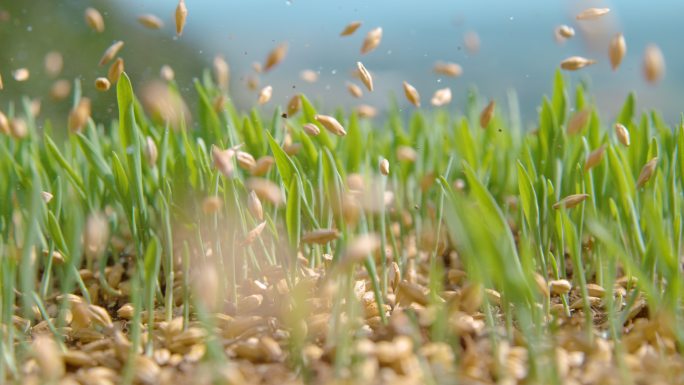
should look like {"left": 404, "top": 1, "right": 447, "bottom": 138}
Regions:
{"left": 552, "top": 193, "right": 589, "bottom": 209}
{"left": 160, "top": 65, "right": 175, "bottom": 81}
{"left": 13, "top": 68, "right": 29, "bottom": 82}
{"left": 614, "top": 123, "right": 630, "bottom": 147}
{"left": 379, "top": 158, "right": 390, "bottom": 176}
{"left": 315, "top": 114, "right": 347, "bottom": 136}
{"left": 347, "top": 82, "right": 363, "bottom": 98}
{"left": 431, "top": 87, "right": 452, "bottom": 107}
{"left": 251, "top": 156, "right": 275, "bottom": 176}
{"left": 32, "top": 335, "right": 65, "bottom": 380}
{"left": 549, "top": 279, "right": 572, "bottom": 295}
{"left": 246, "top": 178, "right": 283, "bottom": 205}
{"left": 247, "top": 190, "right": 263, "bottom": 221}
{"left": 586, "top": 283, "right": 606, "bottom": 297}
{"left": 584, "top": 145, "right": 606, "bottom": 171}
{"left": 88, "top": 304, "right": 113, "bottom": 328}
{"left": 560, "top": 56, "right": 596, "bottom": 71}
{"left": 344, "top": 234, "right": 381, "bottom": 264}
{"left": 480, "top": 100, "right": 495, "bottom": 129}
{"left": 464, "top": 31, "right": 480, "bottom": 54}
{"left": 302, "top": 123, "right": 320, "bottom": 136}
{"left": 396, "top": 145, "right": 417, "bottom": 162}
{"left": 137, "top": 14, "right": 164, "bottom": 30}
{"left": 99, "top": 41, "right": 124, "bottom": 66}
{"left": 355, "top": 104, "right": 377, "bottom": 118}
{"left": 257, "top": 85, "right": 273, "bottom": 105}
{"left": 264, "top": 43, "right": 288, "bottom": 72}
{"left": 85, "top": 7, "right": 105, "bottom": 33}
{"left": 566, "top": 109, "right": 590, "bottom": 135}
{"left": 300, "top": 69, "right": 318, "bottom": 83}
{"left": 556, "top": 25, "right": 575, "bottom": 39}
{"left": 84, "top": 212, "right": 110, "bottom": 262}
{"left": 433, "top": 62, "right": 463, "bottom": 77}
{"left": 356, "top": 62, "right": 373, "bottom": 92}
{"left": 403, "top": 81, "right": 420, "bottom": 107}
{"left": 609, "top": 33, "right": 626, "bottom": 70}
{"left": 68, "top": 98, "right": 91, "bottom": 133}
{"left": 9, "top": 118, "right": 27, "bottom": 139}
{"left": 44, "top": 51, "right": 63, "bottom": 77}
{"left": 144, "top": 136, "right": 158, "bottom": 167}
{"left": 236, "top": 151, "right": 256, "bottom": 171}
{"left": 361, "top": 27, "right": 382, "bottom": 54}
{"left": 41, "top": 191, "right": 54, "bottom": 203}
{"left": 287, "top": 94, "right": 301, "bottom": 117}
{"left": 301, "top": 229, "right": 340, "bottom": 245}
{"left": 533, "top": 273, "right": 550, "bottom": 297}
{"left": 243, "top": 221, "right": 267, "bottom": 246}
{"left": 340, "top": 21, "right": 362, "bottom": 36}
{"left": 202, "top": 196, "right": 222, "bottom": 214}
{"left": 643, "top": 44, "right": 665, "bottom": 84}
{"left": 636, "top": 157, "right": 658, "bottom": 188}
{"left": 107, "top": 58, "right": 125, "bottom": 84}
{"left": 211, "top": 145, "right": 235, "bottom": 178}
{"left": 117, "top": 304, "right": 134, "bottom": 320}
{"left": 213, "top": 55, "right": 230, "bottom": 91}
{"left": 94, "top": 77, "right": 111, "bottom": 92}
{"left": 576, "top": 8, "right": 610, "bottom": 20}
{"left": 175, "top": 0, "right": 188, "bottom": 36}
{"left": 0, "top": 111, "right": 9, "bottom": 135}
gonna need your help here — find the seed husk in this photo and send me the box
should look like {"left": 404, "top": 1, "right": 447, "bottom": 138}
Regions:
{"left": 160, "top": 65, "right": 175, "bottom": 81}
{"left": 464, "top": 31, "right": 480, "bottom": 54}
{"left": 433, "top": 62, "right": 462, "bottom": 77}
{"left": 567, "top": 109, "right": 590, "bottom": 135}
{"left": 636, "top": 157, "right": 658, "bottom": 188}
{"left": 211, "top": 145, "right": 235, "bottom": 178}
{"left": 107, "top": 58, "right": 124, "bottom": 84}
{"left": 347, "top": 82, "right": 363, "bottom": 98}
{"left": 431, "top": 87, "right": 452, "bottom": 107}
{"left": 44, "top": 51, "right": 63, "bottom": 77}
{"left": 85, "top": 8, "right": 105, "bottom": 33}
{"left": 175, "top": 0, "right": 188, "bottom": 36}
{"left": 560, "top": 56, "right": 596, "bottom": 71}
{"left": 247, "top": 190, "right": 263, "bottom": 221}
{"left": 479, "top": 100, "right": 495, "bottom": 128}
{"left": 556, "top": 25, "right": 575, "bottom": 39}
{"left": 356, "top": 62, "right": 373, "bottom": 92}
{"left": 68, "top": 98, "right": 91, "bottom": 133}
{"left": 302, "top": 123, "right": 320, "bottom": 136}
{"left": 258, "top": 85, "right": 273, "bottom": 105}
{"left": 643, "top": 44, "right": 665, "bottom": 84}
{"left": 13, "top": 68, "right": 29, "bottom": 82}
{"left": 361, "top": 27, "right": 382, "bottom": 54}
{"left": 137, "top": 14, "right": 164, "bottom": 29}
{"left": 609, "top": 33, "right": 626, "bottom": 70}
{"left": 576, "top": 8, "right": 610, "bottom": 20}
{"left": 99, "top": 41, "right": 124, "bottom": 66}
{"left": 302, "top": 229, "right": 340, "bottom": 245}
{"left": 614, "top": 123, "right": 630, "bottom": 147}
{"left": 213, "top": 55, "right": 230, "bottom": 91}
{"left": 584, "top": 145, "right": 606, "bottom": 171}
{"left": 355, "top": 104, "right": 377, "bottom": 118}
{"left": 315, "top": 114, "right": 347, "bottom": 136}
{"left": 340, "top": 21, "right": 362, "bottom": 36}
{"left": 94, "top": 77, "right": 111, "bottom": 92}
{"left": 264, "top": 43, "right": 288, "bottom": 72}
{"left": 552, "top": 194, "right": 589, "bottom": 209}
{"left": 287, "top": 94, "right": 301, "bottom": 117}
{"left": 300, "top": 69, "right": 318, "bottom": 83}
{"left": 403, "top": 81, "right": 420, "bottom": 107}
{"left": 242, "top": 221, "right": 267, "bottom": 246}
{"left": 50, "top": 79, "right": 71, "bottom": 100}
{"left": 379, "top": 158, "right": 390, "bottom": 176}
{"left": 549, "top": 279, "right": 572, "bottom": 295}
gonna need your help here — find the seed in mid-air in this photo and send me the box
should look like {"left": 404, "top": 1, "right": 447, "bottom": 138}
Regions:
{"left": 431, "top": 88, "right": 452, "bottom": 107}
{"left": 609, "top": 33, "right": 626, "bottom": 70}
{"left": 287, "top": 94, "right": 301, "bottom": 117}
{"left": 44, "top": 51, "right": 63, "bottom": 77}
{"left": 300, "top": 69, "right": 318, "bottom": 83}
{"left": 264, "top": 43, "right": 288, "bottom": 72}
{"left": 403, "top": 81, "right": 420, "bottom": 107}
{"left": 302, "top": 123, "right": 320, "bottom": 136}
{"left": 480, "top": 100, "right": 495, "bottom": 128}
{"left": 356, "top": 62, "right": 373, "bottom": 92}
{"left": 560, "top": 56, "right": 596, "bottom": 71}
{"left": 94, "top": 77, "right": 111, "bottom": 91}
{"left": 9, "top": 118, "right": 27, "bottom": 139}
{"left": 355, "top": 104, "right": 377, "bottom": 118}
{"left": 175, "top": 0, "right": 188, "bottom": 36}
{"left": 315, "top": 114, "right": 347, "bottom": 136}
{"left": 213, "top": 56, "right": 230, "bottom": 91}
{"left": 552, "top": 193, "right": 589, "bottom": 209}
{"left": 68, "top": 98, "right": 91, "bottom": 133}
{"left": 344, "top": 234, "right": 381, "bottom": 264}
{"left": 246, "top": 178, "right": 284, "bottom": 205}
{"left": 556, "top": 25, "right": 575, "bottom": 39}
{"left": 584, "top": 146, "right": 606, "bottom": 171}
{"left": 361, "top": 27, "right": 382, "bottom": 54}
{"left": 137, "top": 14, "right": 164, "bottom": 29}
{"left": 643, "top": 44, "right": 665, "bottom": 84}
{"left": 396, "top": 146, "right": 417, "bottom": 162}
{"left": 567, "top": 109, "right": 590, "bottom": 135}
{"left": 576, "top": 8, "right": 610, "bottom": 20}
{"left": 84, "top": 7, "right": 105, "bottom": 33}
{"left": 50, "top": 80, "right": 71, "bottom": 100}
{"left": 636, "top": 157, "right": 658, "bottom": 188}
{"left": 202, "top": 196, "right": 222, "bottom": 214}
{"left": 258, "top": 86, "right": 273, "bottom": 105}
{"left": 99, "top": 41, "right": 124, "bottom": 66}
{"left": 340, "top": 21, "right": 362, "bottom": 36}
{"left": 236, "top": 151, "right": 256, "bottom": 171}
{"left": 379, "top": 158, "right": 390, "bottom": 176}
{"left": 84, "top": 212, "right": 110, "bottom": 261}
{"left": 433, "top": 62, "right": 462, "bottom": 77}
{"left": 242, "top": 221, "right": 267, "bottom": 246}
{"left": 160, "top": 65, "right": 175, "bottom": 81}
{"left": 13, "top": 68, "right": 29, "bottom": 82}
{"left": 302, "top": 229, "right": 340, "bottom": 245}
{"left": 251, "top": 156, "right": 275, "bottom": 176}
{"left": 464, "top": 31, "right": 480, "bottom": 54}
{"left": 211, "top": 145, "right": 235, "bottom": 178}
{"left": 614, "top": 123, "right": 630, "bottom": 147}
{"left": 248, "top": 190, "right": 264, "bottom": 221}
{"left": 108, "top": 58, "right": 125, "bottom": 84}
{"left": 346, "top": 82, "right": 363, "bottom": 98}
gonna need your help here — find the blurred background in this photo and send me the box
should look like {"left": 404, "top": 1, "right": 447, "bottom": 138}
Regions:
{"left": 1, "top": 0, "right": 682, "bottom": 130}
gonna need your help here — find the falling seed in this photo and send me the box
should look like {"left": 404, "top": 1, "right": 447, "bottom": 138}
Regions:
{"left": 567, "top": 109, "right": 590, "bottom": 135}
{"left": 346, "top": 82, "right": 363, "bottom": 98}
{"left": 99, "top": 41, "right": 124, "bottom": 66}
{"left": 636, "top": 157, "right": 658, "bottom": 188}
{"left": 44, "top": 51, "right": 63, "bottom": 77}
{"left": 242, "top": 221, "right": 267, "bottom": 246}
{"left": 137, "top": 14, "right": 164, "bottom": 29}
{"left": 144, "top": 136, "right": 158, "bottom": 167}
{"left": 0, "top": 111, "right": 8, "bottom": 135}
{"left": 84, "top": 212, "right": 110, "bottom": 262}
{"left": 246, "top": 75, "right": 260, "bottom": 91}
{"left": 355, "top": 104, "right": 377, "bottom": 118}
{"left": 248, "top": 190, "right": 264, "bottom": 221}
{"left": 584, "top": 145, "right": 605, "bottom": 171}
{"left": 433, "top": 62, "right": 463, "bottom": 77}
{"left": 258, "top": 85, "right": 273, "bottom": 105}
{"left": 251, "top": 156, "right": 275, "bottom": 176}
{"left": 84, "top": 7, "right": 105, "bottom": 33}
{"left": 464, "top": 31, "right": 480, "bottom": 54}
{"left": 68, "top": 98, "right": 91, "bottom": 133}
{"left": 560, "top": 56, "right": 596, "bottom": 71}
{"left": 211, "top": 145, "right": 235, "bottom": 178}
{"left": 396, "top": 145, "right": 418, "bottom": 162}
{"left": 41, "top": 191, "right": 54, "bottom": 203}
{"left": 361, "top": 27, "right": 383, "bottom": 54}
{"left": 340, "top": 21, "right": 362, "bottom": 36}
{"left": 315, "top": 114, "right": 346, "bottom": 136}
{"left": 264, "top": 43, "right": 288, "bottom": 72}
{"left": 609, "top": 33, "right": 626, "bottom": 70}
{"left": 94, "top": 77, "right": 111, "bottom": 92}
{"left": 213, "top": 55, "right": 230, "bottom": 91}
{"left": 379, "top": 158, "right": 390, "bottom": 176}
{"left": 552, "top": 193, "right": 589, "bottom": 209}
{"left": 614, "top": 123, "right": 630, "bottom": 147}
{"left": 480, "top": 100, "right": 495, "bottom": 128}
{"left": 556, "top": 25, "right": 575, "bottom": 39}
{"left": 160, "top": 65, "right": 175, "bottom": 81}
{"left": 246, "top": 178, "right": 283, "bottom": 205}
{"left": 108, "top": 58, "right": 124, "bottom": 84}
{"left": 302, "top": 229, "right": 340, "bottom": 245}
{"left": 300, "top": 69, "right": 318, "bottom": 83}
{"left": 175, "top": 0, "right": 188, "bottom": 36}
{"left": 287, "top": 94, "right": 301, "bottom": 117}
{"left": 576, "top": 8, "right": 610, "bottom": 20}
{"left": 356, "top": 62, "right": 373, "bottom": 92}
{"left": 13, "top": 68, "right": 29, "bottom": 82}
{"left": 50, "top": 79, "right": 71, "bottom": 100}
{"left": 344, "top": 234, "right": 381, "bottom": 264}
{"left": 403, "top": 81, "right": 420, "bottom": 107}
{"left": 236, "top": 151, "right": 256, "bottom": 171}
{"left": 431, "top": 87, "right": 452, "bottom": 106}
{"left": 643, "top": 44, "right": 665, "bottom": 84}
{"left": 202, "top": 196, "right": 222, "bottom": 214}
{"left": 302, "top": 123, "right": 320, "bottom": 136}
{"left": 252, "top": 61, "right": 263, "bottom": 74}
{"left": 9, "top": 118, "right": 27, "bottom": 139}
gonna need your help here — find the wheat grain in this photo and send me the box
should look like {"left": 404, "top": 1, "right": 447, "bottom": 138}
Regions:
{"left": 379, "top": 158, "right": 390, "bottom": 176}
{"left": 464, "top": 31, "right": 480, "bottom": 54}
{"left": 13, "top": 68, "right": 29, "bottom": 81}
{"left": 213, "top": 55, "right": 230, "bottom": 91}
{"left": 556, "top": 25, "right": 575, "bottom": 39}
{"left": 430, "top": 87, "right": 452, "bottom": 106}
{"left": 85, "top": 8, "right": 105, "bottom": 33}
{"left": 175, "top": 0, "right": 187, "bottom": 36}
{"left": 480, "top": 100, "right": 495, "bottom": 128}
{"left": 615, "top": 123, "right": 630, "bottom": 147}
{"left": 553, "top": 194, "right": 589, "bottom": 209}
{"left": 576, "top": 8, "right": 610, "bottom": 20}
{"left": 340, "top": 21, "right": 362, "bottom": 36}
{"left": 247, "top": 190, "right": 263, "bottom": 221}
{"left": 108, "top": 58, "right": 124, "bottom": 83}
{"left": 300, "top": 69, "right": 318, "bottom": 83}
{"left": 567, "top": 109, "right": 590, "bottom": 135}
{"left": 99, "top": 41, "right": 124, "bottom": 66}
{"left": 315, "top": 114, "right": 347, "bottom": 136}
{"left": 302, "top": 123, "right": 320, "bottom": 136}
{"left": 258, "top": 85, "right": 273, "bottom": 105}
{"left": 361, "top": 27, "right": 382, "bottom": 54}
{"left": 549, "top": 279, "right": 572, "bottom": 295}
{"left": 609, "top": 33, "right": 626, "bottom": 70}
{"left": 643, "top": 44, "right": 665, "bottom": 84}
{"left": 264, "top": 43, "right": 288, "bottom": 72}
{"left": 94, "top": 77, "right": 111, "bottom": 92}
{"left": 356, "top": 62, "right": 373, "bottom": 91}
{"left": 560, "top": 56, "right": 596, "bottom": 71}
{"left": 355, "top": 104, "right": 377, "bottom": 118}
{"left": 160, "top": 65, "right": 175, "bottom": 81}
{"left": 347, "top": 82, "right": 363, "bottom": 98}
{"left": 301, "top": 229, "right": 340, "bottom": 245}
{"left": 137, "top": 14, "right": 164, "bottom": 29}
{"left": 434, "top": 62, "right": 463, "bottom": 77}
{"left": 636, "top": 157, "right": 658, "bottom": 188}
{"left": 211, "top": 145, "right": 235, "bottom": 178}
{"left": 403, "top": 81, "right": 420, "bottom": 107}
{"left": 68, "top": 98, "right": 91, "bottom": 133}
{"left": 584, "top": 146, "right": 606, "bottom": 171}
{"left": 44, "top": 51, "right": 63, "bottom": 77}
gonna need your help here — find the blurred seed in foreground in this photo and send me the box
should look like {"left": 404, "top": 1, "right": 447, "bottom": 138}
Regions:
{"left": 584, "top": 146, "right": 605, "bottom": 171}
{"left": 643, "top": 44, "right": 665, "bottom": 84}
{"left": 560, "top": 56, "right": 596, "bottom": 71}
{"left": 44, "top": 51, "right": 63, "bottom": 78}
{"left": 213, "top": 56, "right": 230, "bottom": 91}
{"left": 160, "top": 65, "right": 175, "bottom": 81}
{"left": 347, "top": 82, "right": 363, "bottom": 98}
{"left": 99, "top": 41, "right": 124, "bottom": 66}
{"left": 609, "top": 33, "right": 626, "bottom": 70}
{"left": 50, "top": 80, "right": 71, "bottom": 100}
{"left": 433, "top": 62, "right": 463, "bottom": 77}
{"left": 95, "top": 77, "right": 111, "bottom": 92}
{"left": 340, "top": 21, "right": 362, "bottom": 36}
{"left": 567, "top": 109, "right": 590, "bottom": 135}
{"left": 68, "top": 98, "right": 91, "bottom": 133}
{"left": 175, "top": 0, "right": 188, "bottom": 36}
{"left": 553, "top": 194, "right": 589, "bottom": 209}
{"left": 464, "top": 31, "right": 480, "bottom": 54}
{"left": 264, "top": 43, "right": 288, "bottom": 72}
{"left": 479, "top": 100, "right": 495, "bottom": 129}
{"left": 108, "top": 58, "right": 125, "bottom": 84}
{"left": 300, "top": 69, "right": 318, "bottom": 83}
{"left": 258, "top": 86, "right": 273, "bottom": 105}
{"left": 13, "top": 68, "right": 29, "bottom": 82}
{"left": 85, "top": 7, "right": 105, "bottom": 33}
{"left": 556, "top": 25, "right": 575, "bottom": 40}
{"left": 431, "top": 88, "right": 452, "bottom": 107}
{"left": 576, "top": 8, "right": 610, "bottom": 20}
{"left": 361, "top": 27, "right": 383, "bottom": 54}
{"left": 138, "top": 14, "right": 164, "bottom": 30}
{"left": 287, "top": 94, "right": 301, "bottom": 117}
